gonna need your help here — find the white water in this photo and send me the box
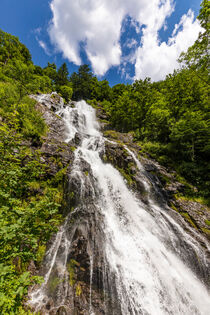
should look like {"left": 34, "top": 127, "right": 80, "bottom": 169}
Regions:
{"left": 30, "top": 95, "right": 210, "bottom": 314}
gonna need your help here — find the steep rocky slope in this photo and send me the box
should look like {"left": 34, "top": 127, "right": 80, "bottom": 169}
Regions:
{"left": 96, "top": 104, "right": 210, "bottom": 243}
{"left": 27, "top": 94, "right": 210, "bottom": 315}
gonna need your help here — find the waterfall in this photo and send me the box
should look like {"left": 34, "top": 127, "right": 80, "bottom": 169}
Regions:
{"left": 29, "top": 95, "right": 210, "bottom": 315}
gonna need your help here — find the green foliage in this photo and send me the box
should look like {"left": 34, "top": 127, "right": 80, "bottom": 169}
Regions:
{"left": 0, "top": 263, "right": 41, "bottom": 314}
{"left": 100, "top": 69, "right": 209, "bottom": 200}
{"left": 0, "top": 122, "right": 63, "bottom": 312}
{"left": 179, "top": 0, "right": 210, "bottom": 81}
{"left": 58, "top": 85, "right": 73, "bottom": 103}
{"left": 0, "top": 29, "right": 67, "bottom": 313}
{"left": 17, "top": 97, "right": 47, "bottom": 140}
{"left": 0, "top": 3, "right": 209, "bottom": 309}
{"left": 70, "top": 64, "right": 94, "bottom": 100}
{"left": 91, "top": 78, "right": 113, "bottom": 101}
{"left": 96, "top": 2, "right": 209, "bottom": 202}
{"left": 0, "top": 30, "right": 31, "bottom": 65}
{"left": 67, "top": 259, "right": 79, "bottom": 286}
{"left": 43, "top": 62, "right": 57, "bottom": 82}
{"left": 205, "top": 220, "right": 210, "bottom": 226}
{"left": 55, "top": 62, "right": 69, "bottom": 86}
{"left": 0, "top": 82, "right": 47, "bottom": 143}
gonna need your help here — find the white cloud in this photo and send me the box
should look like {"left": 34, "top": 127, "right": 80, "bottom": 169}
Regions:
{"left": 135, "top": 10, "right": 202, "bottom": 81}
{"left": 48, "top": 0, "right": 202, "bottom": 80}
{"left": 126, "top": 39, "right": 138, "bottom": 49}
{"left": 34, "top": 27, "right": 42, "bottom": 35}
{"left": 48, "top": 0, "right": 124, "bottom": 75}
{"left": 37, "top": 39, "right": 51, "bottom": 56}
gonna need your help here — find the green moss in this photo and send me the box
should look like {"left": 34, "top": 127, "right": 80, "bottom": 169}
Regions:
{"left": 117, "top": 167, "right": 133, "bottom": 186}
{"left": 170, "top": 203, "right": 179, "bottom": 212}
{"left": 180, "top": 212, "right": 197, "bottom": 229}
{"left": 53, "top": 167, "right": 67, "bottom": 184}
{"left": 56, "top": 147, "right": 66, "bottom": 153}
{"left": 104, "top": 130, "right": 119, "bottom": 140}
{"left": 67, "top": 259, "right": 80, "bottom": 286}
{"left": 100, "top": 119, "right": 109, "bottom": 124}
{"left": 128, "top": 161, "right": 135, "bottom": 170}
{"left": 176, "top": 194, "right": 208, "bottom": 206}
{"left": 50, "top": 94, "right": 58, "bottom": 100}
{"left": 36, "top": 244, "right": 46, "bottom": 264}
{"left": 201, "top": 227, "right": 210, "bottom": 236}
{"left": 48, "top": 276, "right": 62, "bottom": 294}
{"left": 69, "top": 191, "right": 75, "bottom": 200}
{"left": 205, "top": 220, "right": 210, "bottom": 226}
{"left": 103, "top": 154, "right": 108, "bottom": 162}
{"left": 76, "top": 283, "right": 82, "bottom": 296}
{"left": 27, "top": 181, "right": 41, "bottom": 190}
{"left": 159, "top": 173, "right": 171, "bottom": 185}
{"left": 70, "top": 146, "right": 76, "bottom": 152}
{"left": 49, "top": 156, "right": 57, "bottom": 163}
{"left": 84, "top": 170, "right": 89, "bottom": 176}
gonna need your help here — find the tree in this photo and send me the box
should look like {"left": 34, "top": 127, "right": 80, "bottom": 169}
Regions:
{"left": 70, "top": 64, "right": 94, "bottom": 100}
{"left": 91, "top": 78, "right": 112, "bottom": 101}
{"left": 3, "top": 60, "right": 35, "bottom": 101}
{"left": 55, "top": 63, "right": 69, "bottom": 86}
{"left": 112, "top": 83, "right": 128, "bottom": 101}
{"left": 58, "top": 85, "right": 73, "bottom": 103}
{"left": 0, "top": 29, "right": 31, "bottom": 66}
{"left": 179, "top": 0, "right": 210, "bottom": 81}
{"left": 43, "top": 62, "right": 57, "bottom": 82}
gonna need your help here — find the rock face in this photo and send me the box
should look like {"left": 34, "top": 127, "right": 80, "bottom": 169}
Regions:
{"left": 28, "top": 95, "right": 210, "bottom": 314}
{"left": 28, "top": 95, "right": 117, "bottom": 314}
{"left": 102, "top": 129, "right": 210, "bottom": 243}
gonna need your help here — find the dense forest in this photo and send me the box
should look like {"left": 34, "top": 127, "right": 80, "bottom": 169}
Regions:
{"left": 0, "top": 0, "right": 209, "bottom": 313}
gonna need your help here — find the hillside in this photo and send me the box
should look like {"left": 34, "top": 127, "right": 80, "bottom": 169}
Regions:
{"left": 0, "top": 1, "right": 209, "bottom": 311}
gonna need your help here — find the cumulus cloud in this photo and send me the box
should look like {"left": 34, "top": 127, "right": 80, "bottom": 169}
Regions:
{"left": 49, "top": 0, "right": 124, "bottom": 75}
{"left": 48, "top": 0, "right": 202, "bottom": 80}
{"left": 135, "top": 9, "right": 202, "bottom": 81}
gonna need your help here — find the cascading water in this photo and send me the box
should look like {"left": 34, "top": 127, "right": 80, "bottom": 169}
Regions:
{"left": 29, "top": 95, "right": 210, "bottom": 315}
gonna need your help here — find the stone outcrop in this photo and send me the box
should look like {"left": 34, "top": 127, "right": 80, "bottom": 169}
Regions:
{"left": 28, "top": 95, "right": 111, "bottom": 314}
{"left": 27, "top": 95, "right": 209, "bottom": 314}
{"left": 102, "top": 128, "right": 210, "bottom": 242}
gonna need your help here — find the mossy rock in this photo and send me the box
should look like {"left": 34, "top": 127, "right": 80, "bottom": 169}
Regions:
{"left": 48, "top": 276, "right": 62, "bottom": 294}
{"left": 180, "top": 212, "right": 198, "bottom": 229}
{"left": 104, "top": 130, "right": 120, "bottom": 140}
{"left": 201, "top": 227, "right": 210, "bottom": 236}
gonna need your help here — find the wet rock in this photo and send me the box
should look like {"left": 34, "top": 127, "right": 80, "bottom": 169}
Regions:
{"left": 103, "top": 129, "right": 134, "bottom": 144}
{"left": 80, "top": 158, "right": 91, "bottom": 173}
{"left": 173, "top": 198, "right": 210, "bottom": 240}
{"left": 69, "top": 101, "right": 77, "bottom": 108}
{"left": 166, "top": 182, "right": 185, "bottom": 195}
{"left": 33, "top": 98, "right": 66, "bottom": 142}
{"left": 74, "top": 133, "right": 82, "bottom": 146}
{"left": 28, "top": 98, "right": 210, "bottom": 314}
{"left": 27, "top": 260, "right": 37, "bottom": 275}
{"left": 96, "top": 104, "right": 109, "bottom": 121}
{"left": 56, "top": 306, "right": 70, "bottom": 314}
{"left": 102, "top": 128, "right": 210, "bottom": 243}
{"left": 104, "top": 141, "right": 130, "bottom": 170}
{"left": 144, "top": 163, "right": 157, "bottom": 172}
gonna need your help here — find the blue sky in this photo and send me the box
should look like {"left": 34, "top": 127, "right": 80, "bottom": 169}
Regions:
{"left": 0, "top": 0, "right": 202, "bottom": 86}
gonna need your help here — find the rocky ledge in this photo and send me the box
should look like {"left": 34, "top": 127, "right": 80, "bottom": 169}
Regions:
{"left": 27, "top": 95, "right": 209, "bottom": 314}
{"left": 102, "top": 128, "right": 210, "bottom": 243}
